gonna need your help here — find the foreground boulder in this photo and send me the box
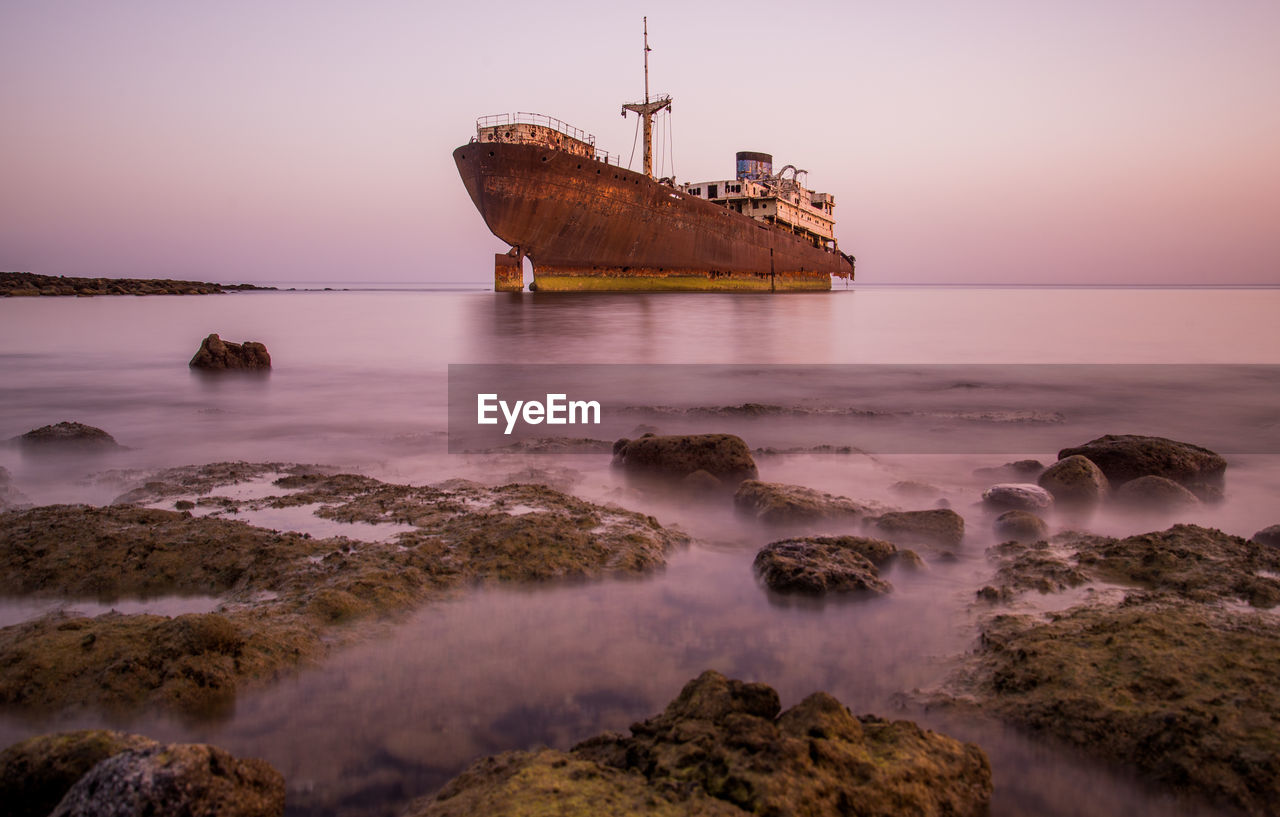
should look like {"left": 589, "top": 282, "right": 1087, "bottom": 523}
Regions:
{"left": 753, "top": 537, "right": 903, "bottom": 595}
{"left": 870, "top": 509, "right": 964, "bottom": 548}
{"left": 981, "top": 483, "right": 1052, "bottom": 511}
{"left": 612, "top": 434, "right": 757, "bottom": 485}
{"left": 50, "top": 742, "right": 283, "bottom": 817}
{"left": 189, "top": 333, "right": 271, "bottom": 370}
{"left": 1037, "top": 454, "right": 1108, "bottom": 506}
{"left": 0, "top": 731, "right": 157, "bottom": 817}
{"left": 733, "top": 480, "right": 879, "bottom": 525}
{"left": 407, "top": 670, "right": 992, "bottom": 817}
{"left": 15, "top": 421, "right": 118, "bottom": 451}
{"left": 1057, "top": 434, "right": 1226, "bottom": 487}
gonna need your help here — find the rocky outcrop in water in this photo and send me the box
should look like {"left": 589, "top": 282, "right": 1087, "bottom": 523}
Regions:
{"left": 1057, "top": 434, "right": 1226, "bottom": 487}
{"left": 0, "top": 466, "right": 687, "bottom": 716}
{"left": 407, "top": 670, "right": 992, "bottom": 816}
{"left": 733, "top": 480, "right": 880, "bottom": 525}
{"left": 753, "top": 536, "right": 916, "bottom": 595}
{"left": 612, "top": 433, "right": 758, "bottom": 486}
{"left": 981, "top": 483, "right": 1053, "bottom": 511}
{"left": 190, "top": 333, "right": 272, "bottom": 370}
{"left": 14, "top": 421, "right": 119, "bottom": 452}
{"left": 951, "top": 524, "right": 1280, "bottom": 815}
{"left": 1036, "top": 454, "right": 1108, "bottom": 506}
{"left": 972, "top": 459, "right": 1044, "bottom": 481}
{"left": 870, "top": 509, "right": 965, "bottom": 548}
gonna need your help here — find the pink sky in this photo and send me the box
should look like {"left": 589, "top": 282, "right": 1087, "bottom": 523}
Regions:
{"left": 1, "top": 0, "right": 1277, "bottom": 284}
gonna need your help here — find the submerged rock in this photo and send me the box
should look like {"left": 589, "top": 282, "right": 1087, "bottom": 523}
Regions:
{"left": 50, "top": 742, "right": 283, "bottom": 817}
{"left": 981, "top": 483, "right": 1053, "bottom": 511}
{"left": 0, "top": 468, "right": 688, "bottom": 715}
{"left": 972, "top": 459, "right": 1044, "bottom": 481}
{"left": 189, "top": 333, "right": 271, "bottom": 370}
{"left": 1037, "top": 454, "right": 1108, "bottom": 506}
{"left": 992, "top": 510, "right": 1048, "bottom": 541}
{"left": 754, "top": 536, "right": 909, "bottom": 595}
{"left": 407, "top": 670, "right": 992, "bottom": 817}
{"left": 889, "top": 479, "right": 941, "bottom": 499}
{"left": 1253, "top": 524, "right": 1280, "bottom": 548}
{"left": 15, "top": 421, "right": 118, "bottom": 451}
{"left": 0, "top": 466, "right": 30, "bottom": 509}
{"left": 612, "top": 433, "right": 757, "bottom": 485}
{"left": 733, "top": 480, "right": 880, "bottom": 525}
{"left": 0, "top": 730, "right": 157, "bottom": 817}
{"left": 1057, "top": 434, "right": 1226, "bottom": 487}
{"left": 870, "top": 508, "right": 964, "bottom": 548}
{"left": 1113, "top": 474, "right": 1200, "bottom": 510}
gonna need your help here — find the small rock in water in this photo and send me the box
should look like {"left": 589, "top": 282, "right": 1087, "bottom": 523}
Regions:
{"left": 49, "top": 743, "right": 284, "bottom": 817}
{"left": 612, "top": 433, "right": 757, "bottom": 486}
{"left": 734, "top": 480, "right": 879, "bottom": 525}
{"left": 15, "top": 421, "right": 118, "bottom": 451}
{"left": 871, "top": 509, "right": 965, "bottom": 548}
{"left": 972, "top": 459, "right": 1045, "bottom": 481}
{"left": 889, "top": 480, "right": 941, "bottom": 498}
{"left": 1253, "top": 525, "right": 1280, "bottom": 548}
{"left": 1037, "top": 454, "right": 1109, "bottom": 506}
{"left": 1113, "top": 475, "right": 1200, "bottom": 510}
{"left": 681, "top": 469, "right": 723, "bottom": 495}
{"left": 981, "top": 483, "right": 1053, "bottom": 511}
{"left": 1057, "top": 434, "right": 1226, "bottom": 487}
{"left": 189, "top": 333, "right": 271, "bottom": 370}
{"left": 754, "top": 537, "right": 896, "bottom": 595}
{"left": 993, "top": 510, "right": 1048, "bottom": 541}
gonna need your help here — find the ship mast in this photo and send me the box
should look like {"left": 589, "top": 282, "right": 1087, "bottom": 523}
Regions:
{"left": 621, "top": 17, "right": 672, "bottom": 179}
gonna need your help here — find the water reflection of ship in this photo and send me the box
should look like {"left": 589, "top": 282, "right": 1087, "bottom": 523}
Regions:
{"left": 452, "top": 18, "right": 856, "bottom": 292}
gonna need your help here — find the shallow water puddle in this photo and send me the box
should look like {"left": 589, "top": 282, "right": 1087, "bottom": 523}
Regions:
{"left": 0, "top": 595, "right": 225, "bottom": 629}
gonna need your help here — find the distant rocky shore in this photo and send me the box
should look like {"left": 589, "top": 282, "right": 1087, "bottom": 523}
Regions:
{"left": 1, "top": 271, "right": 273, "bottom": 297}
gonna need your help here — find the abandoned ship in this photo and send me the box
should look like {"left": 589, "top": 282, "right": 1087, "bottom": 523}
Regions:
{"left": 452, "top": 21, "right": 856, "bottom": 292}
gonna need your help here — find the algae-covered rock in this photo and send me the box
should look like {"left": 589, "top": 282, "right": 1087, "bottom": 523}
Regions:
{"left": 968, "top": 601, "right": 1280, "bottom": 816}
{"left": 1037, "top": 454, "right": 1108, "bottom": 506}
{"left": 189, "top": 333, "right": 271, "bottom": 370}
{"left": 408, "top": 671, "right": 992, "bottom": 817}
{"left": 1113, "top": 474, "right": 1200, "bottom": 510}
{"left": 1073, "top": 524, "right": 1280, "bottom": 607}
{"left": 870, "top": 508, "right": 964, "bottom": 547}
{"left": 1057, "top": 434, "right": 1226, "bottom": 487}
{"left": 988, "top": 540, "right": 1089, "bottom": 595}
{"left": 753, "top": 537, "right": 901, "bottom": 595}
{"left": 992, "top": 510, "right": 1048, "bottom": 542}
{"left": 50, "top": 743, "right": 284, "bottom": 817}
{"left": 981, "top": 483, "right": 1053, "bottom": 511}
{"left": 0, "top": 468, "right": 689, "bottom": 716}
{"left": 15, "top": 422, "right": 119, "bottom": 452}
{"left": 733, "top": 480, "right": 880, "bottom": 525}
{"left": 0, "top": 730, "right": 157, "bottom": 817}
{"left": 612, "top": 434, "right": 758, "bottom": 485}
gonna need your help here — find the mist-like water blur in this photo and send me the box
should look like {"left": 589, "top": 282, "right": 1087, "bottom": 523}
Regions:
{"left": 1, "top": 287, "right": 1276, "bottom": 816}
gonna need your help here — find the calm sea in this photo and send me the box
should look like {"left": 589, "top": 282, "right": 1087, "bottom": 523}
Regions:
{"left": 1, "top": 285, "right": 1277, "bottom": 816}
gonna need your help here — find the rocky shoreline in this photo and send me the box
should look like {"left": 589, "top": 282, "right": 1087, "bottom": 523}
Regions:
{"left": 1, "top": 271, "right": 274, "bottom": 297}
{"left": 0, "top": 430, "right": 1277, "bottom": 815}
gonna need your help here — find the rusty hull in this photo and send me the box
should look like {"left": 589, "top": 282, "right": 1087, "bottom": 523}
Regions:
{"left": 454, "top": 142, "right": 853, "bottom": 292}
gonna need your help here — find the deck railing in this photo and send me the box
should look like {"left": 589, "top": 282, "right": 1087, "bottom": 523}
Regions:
{"left": 474, "top": 112, "right": 617, "bottom": 165}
